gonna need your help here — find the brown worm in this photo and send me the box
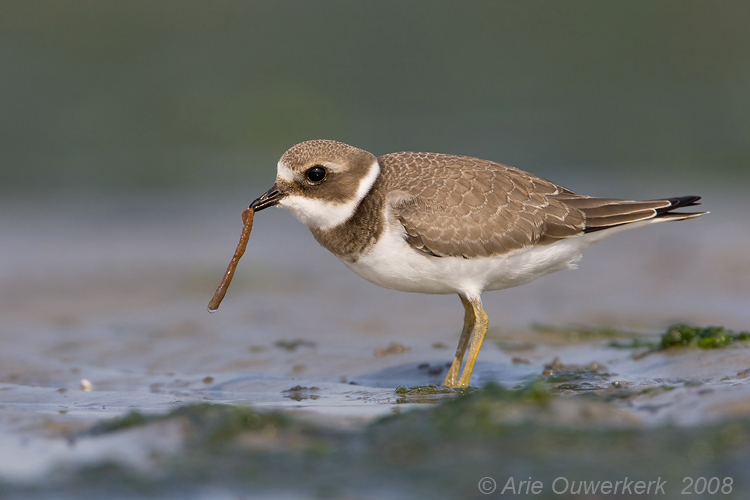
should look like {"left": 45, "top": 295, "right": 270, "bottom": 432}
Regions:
{"left": 207, "top": 206, "right": 254, "bottom": 312}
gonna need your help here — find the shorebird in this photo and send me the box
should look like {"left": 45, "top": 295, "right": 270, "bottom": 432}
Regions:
{"left": 236, "top": 140, "right": 704, "bottom": 388}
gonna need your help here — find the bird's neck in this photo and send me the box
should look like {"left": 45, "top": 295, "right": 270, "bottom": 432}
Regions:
{"left": 309, "top": 179, "right": 385, "bottom": 262}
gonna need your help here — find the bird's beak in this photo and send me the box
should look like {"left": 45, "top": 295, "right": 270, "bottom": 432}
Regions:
{"left": 249, "top": 184, "right": 286, "bottom": 212}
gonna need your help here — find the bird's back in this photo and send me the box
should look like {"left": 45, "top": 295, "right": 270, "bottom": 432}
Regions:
{"left": 376, "top": 152, "right": 704, "bottom": 259}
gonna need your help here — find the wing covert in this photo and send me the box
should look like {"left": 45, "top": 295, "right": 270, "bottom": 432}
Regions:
{"left": 379, "top": 153, "right": 585, "bottom": 258}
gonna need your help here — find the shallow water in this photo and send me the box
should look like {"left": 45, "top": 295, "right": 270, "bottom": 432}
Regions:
{"left": 1, "top": 187, "right": 749, "bottom": 497}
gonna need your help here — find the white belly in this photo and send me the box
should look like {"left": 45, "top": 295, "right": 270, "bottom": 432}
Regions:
{"left": 341, "top": 223, "right": 604, "bottom": 297}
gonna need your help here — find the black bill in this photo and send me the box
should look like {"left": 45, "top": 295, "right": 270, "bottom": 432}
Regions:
{"left": 249, "top": 185, "right": 285, "bottom": 211}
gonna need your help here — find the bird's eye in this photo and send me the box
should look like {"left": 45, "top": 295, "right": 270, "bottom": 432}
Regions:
{"left": 306, "top": 166, "right": 327, "bottom": 183}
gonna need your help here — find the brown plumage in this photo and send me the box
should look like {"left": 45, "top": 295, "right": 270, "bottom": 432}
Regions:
{"left": 376, "top": 152, "right": 703, "bottom": 258}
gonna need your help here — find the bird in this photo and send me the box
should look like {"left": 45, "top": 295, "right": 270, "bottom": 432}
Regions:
{"left": 247, "top": 139, "right": 705, "bottom": 388}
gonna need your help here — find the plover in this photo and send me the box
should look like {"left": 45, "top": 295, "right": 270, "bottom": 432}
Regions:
{"left": 243, "top": 140, "right": 706, "bottom": 388}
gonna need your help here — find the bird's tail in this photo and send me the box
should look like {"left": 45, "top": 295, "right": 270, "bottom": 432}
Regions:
{"left": 552, "top": 194, "right": 706, "bottom": 233}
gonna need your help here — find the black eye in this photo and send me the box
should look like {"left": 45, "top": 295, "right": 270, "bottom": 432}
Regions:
{"left": 306, "top": 166, "right": 327, "bottom": 183}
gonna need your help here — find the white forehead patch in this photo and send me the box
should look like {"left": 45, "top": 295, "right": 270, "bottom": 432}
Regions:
{"left": 278, "top": 159, "right": 381, "bottom": 230}
{"left": 276, "top": 161, "right": 296, "bottom": 182}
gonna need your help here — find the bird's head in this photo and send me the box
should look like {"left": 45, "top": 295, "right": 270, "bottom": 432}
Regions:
{"left": 250, "top": 140, "right": 380, "bottom": 230}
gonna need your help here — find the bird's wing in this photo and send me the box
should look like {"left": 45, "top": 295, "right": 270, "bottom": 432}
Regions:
{"left": 378, "top": 152, "right": 586, "bottom": 258}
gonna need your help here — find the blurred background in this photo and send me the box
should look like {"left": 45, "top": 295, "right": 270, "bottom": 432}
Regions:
{"left": 2, "top": 1, "right": 750, "bottom": 493}
{"left": 1, "top": 0, "right": 748, "bottom": 192}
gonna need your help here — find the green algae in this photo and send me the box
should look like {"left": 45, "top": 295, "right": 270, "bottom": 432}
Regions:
{"left": 660, "top": 324, "right": 750, "bottom": 349}
{"left": 532, "top": 324, "right": 642, "bottom": 341}
{"left": 608, "top": 338, "right": 658, "bottom": 349}
{"left": 394, "top": 384, "right": 471, "bottom": 404}
{"left": 537, "top": 323, "right": 750, "bottom": 353}
{"left": 394, "top": 385, "right": 449, "bottom": 396}
{"left": 12, "top": 383, "right": 748, "bottom": 499}
{"left": 608, "top": 324, "right": 750, "bottom": 354}
{"left": 88, "top": 409, "right": 150, "bottom": 433}
{"left": 273, "top": 339, "right": 317, "bottom": 351}
{"left": 607, "top": 324, "right": 750, "bottom": 357}
{"left": 395, "top": 380, "right": 549, "bottom": 407}
{"left": 554, "top": 382, "right": 602, "bottom": 392}
{"left": 87, "top": 403, "right": 291, "bottom": 447}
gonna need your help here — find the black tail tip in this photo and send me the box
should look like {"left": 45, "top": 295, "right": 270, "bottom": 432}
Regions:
{"left": 667, "top": 195, "right": 702, "bottom": 209}
{"left": 655, "top": 195, "right": 702, "bottom": 216}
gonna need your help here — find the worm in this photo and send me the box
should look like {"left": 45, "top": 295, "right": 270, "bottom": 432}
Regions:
{"left": 207, "top": 206, "right": 254, "bottom": 313}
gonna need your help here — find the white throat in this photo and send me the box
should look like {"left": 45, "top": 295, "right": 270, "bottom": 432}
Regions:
{"left": 278, "top": 159, "right": 381, "bottom": 230}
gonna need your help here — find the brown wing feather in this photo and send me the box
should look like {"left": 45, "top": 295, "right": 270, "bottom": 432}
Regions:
{"left": 378, "top": 153, "right": 585, "bottom": 258}
{"left": 555, "top": 195, "right": 705, "bottom": 233}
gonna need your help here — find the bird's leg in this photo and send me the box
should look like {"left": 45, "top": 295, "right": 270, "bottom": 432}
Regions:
{"left": 443, "top": 294, "right": 475, "bottom": 388}
{"left": 457, "top": 295, "right": 489, "bottom": 389}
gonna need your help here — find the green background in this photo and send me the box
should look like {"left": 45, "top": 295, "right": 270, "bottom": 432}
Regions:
{"left": 2, "top": 1, "right": 748, "bottom": 190}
